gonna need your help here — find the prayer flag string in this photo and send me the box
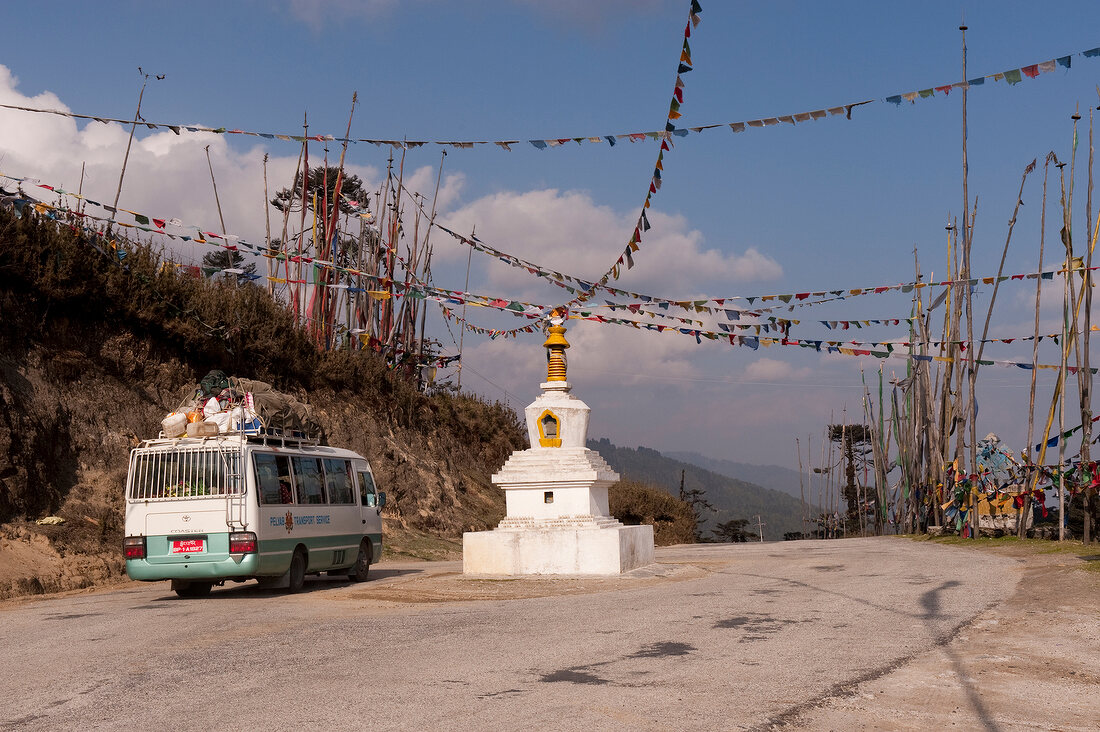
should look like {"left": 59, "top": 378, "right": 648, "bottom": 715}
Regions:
{"left": 0, "top": 43, "right": 1095, "bottom": 151}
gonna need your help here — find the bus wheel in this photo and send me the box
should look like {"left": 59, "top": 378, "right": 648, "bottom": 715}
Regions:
{"left": 348, "top": 540, "right": 371, "bottom": 582}
{"left": 287, "top": 549, "right": 306, "bottom": 593}
{"left": 173, "top": 580, "right": 212, "bottom": 598}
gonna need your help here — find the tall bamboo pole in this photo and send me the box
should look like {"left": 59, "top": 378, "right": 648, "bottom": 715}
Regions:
{"left": 76, "top": 161, "right": 86, "bottom": 219}
{"left": 455, "top": 224, "right": 475, "bottom": 392}
{"left": 939, "top": 220, "right": 958, "bottom": 493}
{"left": 279, "top": 139, "right": 305, "bottom": 309}
{"left": 416, "top": 150, "right": 447, "bottom": 382}
{"left": 797, "top": 437, "right": 807, "bottom": 535}
{"left": 1021, "top": 153, "right": 1055, "bottom": 537}
{"left": 973, "top": 162, "right": 1036, "bottom": 368}
{"left": 263, "top": 154, "right": 274, "bottom": 296}
{"left": 1054, "top": 155, "right": 1072, "bottom": 541}
{"left": 819, "top": 427, "right": 827, "bottom": 537}
{"left": 381, "top": 145, "right": 407, "bottom": 346}
{"left": 294, "top": 113, "right": 310, "bottom": 326}
{"left": 1080, "top": 108, "right": 1097, "bottom": 542}
{"left": 204, "top": 145, "right": 228, "bottom": 237}
{"left": 109, "top": 69, "right": 160, "bottom": 229}
{"left": 1032, "top": 156, "right": 1096, "bottom": 534}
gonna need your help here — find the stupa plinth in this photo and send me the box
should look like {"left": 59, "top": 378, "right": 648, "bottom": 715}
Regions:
{"left": 463, "top": 311, "right": 655, "bottom": 575}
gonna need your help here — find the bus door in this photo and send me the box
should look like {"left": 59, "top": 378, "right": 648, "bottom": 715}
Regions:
{"left": 356, "top": 468, "right": 382, "bottom": 536}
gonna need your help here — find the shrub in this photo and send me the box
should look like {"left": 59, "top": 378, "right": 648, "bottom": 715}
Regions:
{"left": 609, "top": 480, "right": 696, "bottom": 546}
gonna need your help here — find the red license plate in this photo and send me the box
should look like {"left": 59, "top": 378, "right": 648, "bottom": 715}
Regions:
{"left": 171, "top": 539, "right": 205, "bottom": 554}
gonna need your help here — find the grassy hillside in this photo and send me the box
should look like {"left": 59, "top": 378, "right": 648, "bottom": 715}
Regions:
{"left": 589, "top": 439, "right": 813, "bottom": 541}
{"left": 0, "top": 205, "right": 527, "bottom": 596}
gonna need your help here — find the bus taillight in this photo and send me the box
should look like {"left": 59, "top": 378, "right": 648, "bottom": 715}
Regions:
{"left": 123, "top": 536, "right": 146, "bottom": 560}
{"left": 229, "top": 531, "right": 258, "bottom": 554}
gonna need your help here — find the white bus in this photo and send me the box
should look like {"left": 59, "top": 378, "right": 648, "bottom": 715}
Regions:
{"left": 123, "top": 433, "right": 385, "bottom": 597}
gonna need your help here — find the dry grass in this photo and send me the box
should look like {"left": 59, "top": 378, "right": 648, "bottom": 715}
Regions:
{"left": 901, "top": 533, "right": 1100, "bottom": 572}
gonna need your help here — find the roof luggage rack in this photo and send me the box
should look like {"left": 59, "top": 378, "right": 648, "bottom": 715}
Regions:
{"left": 144, "top": 425, "right": 321, "bottom": 449}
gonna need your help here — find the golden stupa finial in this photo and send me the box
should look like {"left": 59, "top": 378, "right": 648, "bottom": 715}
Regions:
{"left": 543, "top": 307, "right": 569, "bottom": 382}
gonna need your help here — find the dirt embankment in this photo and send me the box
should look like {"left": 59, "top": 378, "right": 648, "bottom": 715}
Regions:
{"left": 0, "top": 323, "right": 523, "bottom": 599}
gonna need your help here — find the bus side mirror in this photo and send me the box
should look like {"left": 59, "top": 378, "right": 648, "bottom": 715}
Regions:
{"left": 378, "top": 492, "right": 386, "bottom": 508}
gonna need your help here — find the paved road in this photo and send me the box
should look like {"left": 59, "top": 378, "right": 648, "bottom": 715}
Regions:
{"left": 2, "top": 538, "right": 1020, "bottom": 730}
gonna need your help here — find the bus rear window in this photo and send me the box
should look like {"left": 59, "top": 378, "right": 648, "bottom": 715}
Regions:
{"left": 129, "top": 448, "right": 241, "bottom": 500}
{"left": 292, "top": 457, "right": 326, "bottom": 504}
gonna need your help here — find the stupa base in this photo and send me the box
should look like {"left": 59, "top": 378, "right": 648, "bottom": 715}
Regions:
{"left": 462, "top": 520, "right": 654, "bottom": 576}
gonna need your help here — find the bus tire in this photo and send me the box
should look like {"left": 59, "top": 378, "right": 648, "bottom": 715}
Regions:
{"left": 173, "top": 580, "right": 212, "bottom": 598}
{"left": 287, "top": 548, "right": 306, "bottom": 593}
{"left": 348, "top": 540, "right": 372, "bottom": 582}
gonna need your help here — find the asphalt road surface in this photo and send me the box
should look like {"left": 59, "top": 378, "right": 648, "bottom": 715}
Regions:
{"left": 2, "top": 538, "right": 1025, "bottom": 730}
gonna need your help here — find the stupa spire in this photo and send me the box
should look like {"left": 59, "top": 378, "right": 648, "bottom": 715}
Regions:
{"left": 543, "top": 307, "right": 570, "bottom": 383}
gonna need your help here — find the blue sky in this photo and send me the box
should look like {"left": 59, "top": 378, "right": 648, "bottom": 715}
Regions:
{"left": 2, "top": 1, "right": 1099, "bottom": 474}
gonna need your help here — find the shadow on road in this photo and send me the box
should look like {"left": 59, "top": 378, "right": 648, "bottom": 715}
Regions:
{"left": 739, "top": 572, "right": 926, "bottom": 619}
{"left": 146, "top": 567, "right": 423, "bottom": 602}
{"left": 920, "top": 580, "right": 1000, "bottom": 732}
{"left": 743, "top": 572, "right": 1003, "bottom": 732}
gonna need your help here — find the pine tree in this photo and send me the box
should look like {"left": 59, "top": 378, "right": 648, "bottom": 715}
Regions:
{"left": 201, "top": 248, "right": 256, "bottom": 281}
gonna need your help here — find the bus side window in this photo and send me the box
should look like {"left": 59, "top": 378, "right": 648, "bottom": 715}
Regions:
{"left": 255, "top": 453, "right": 292, "bottom": 505}
{"left": 276, "top": 456, "right": 293, "bottom": 504}
{"left": 358, "top": 472, "right": 376, "bottom": 507}
{"left": 292, "top": 457, "right": 326, "bottom": 504}
{"left": 324, "top": 459, "right": 354, "bottom": 504}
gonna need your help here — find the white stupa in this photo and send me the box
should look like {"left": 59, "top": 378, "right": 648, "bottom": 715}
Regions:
{"left": 463, "top": 311, "right": 655, "bottom": 575}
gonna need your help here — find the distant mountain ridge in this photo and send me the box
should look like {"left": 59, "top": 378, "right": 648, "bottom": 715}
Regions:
{"left": 588, "top": 439, "right": 811, "bottom": 542}
{"left": 665, "top": 451, "right": 806, "bottom": 501}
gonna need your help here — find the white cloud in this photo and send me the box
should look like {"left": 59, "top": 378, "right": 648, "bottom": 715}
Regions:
{"left": 437, "top": 187, "right": 782, "bottom": 300}
{"left": 742, "top": 357, "right": 811, "bottom": 382}
{"left": 0, "top": 65, "right": 392, "bottom": 268}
